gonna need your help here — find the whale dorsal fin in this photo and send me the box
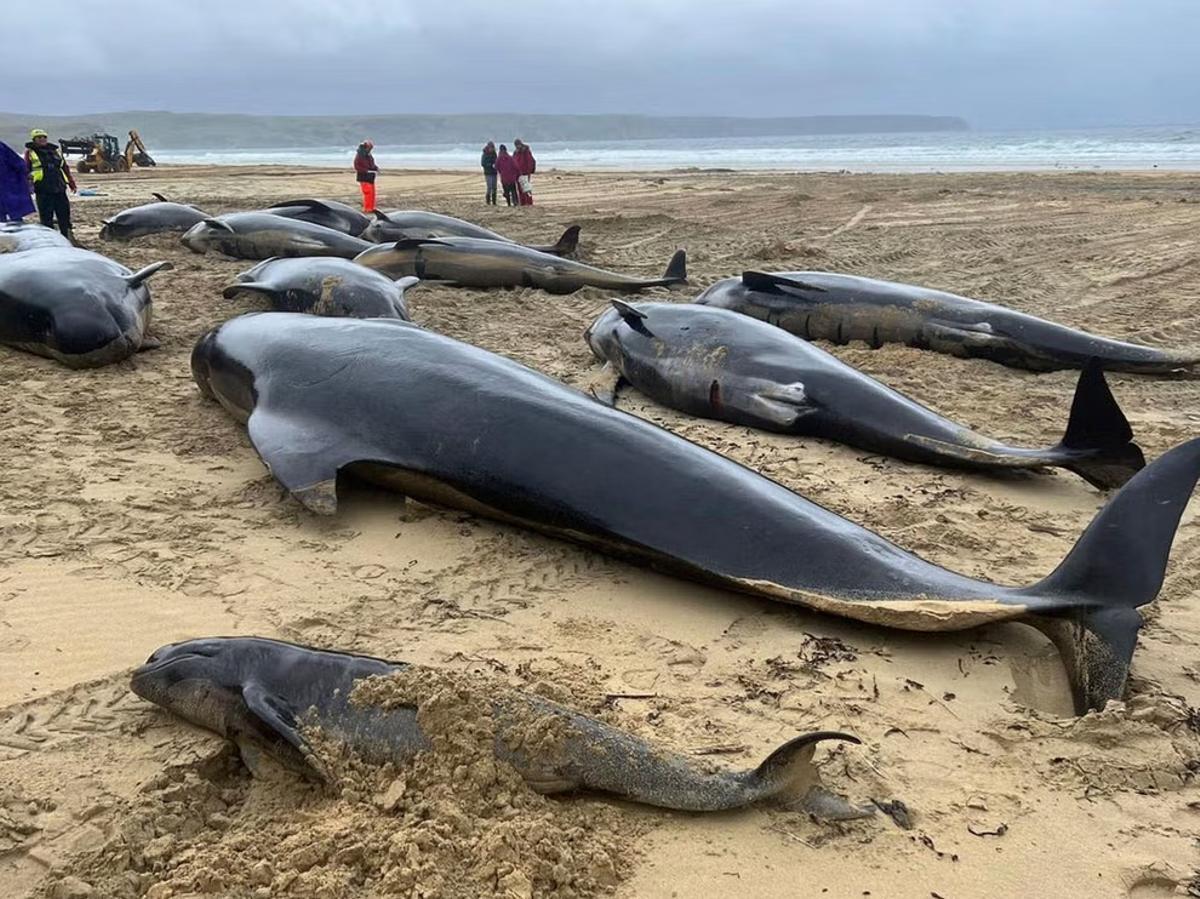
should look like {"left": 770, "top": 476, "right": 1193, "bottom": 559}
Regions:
{"left": 204, "top": 218, "right": 237, "bottom": 233}
{"left": 372, "top": 209, "right": 391, "bottom": 221}
{"left": 388, "top": 238, "right": 448, "bottom": 250}
{"left": 273, "top": 198, "right": 331, "bottom": 210}
{"left": 151, "top": 192, "right": 169, "bottom": 203}
{"left": 741, "top": 271, "right": 827, "bottom": 294}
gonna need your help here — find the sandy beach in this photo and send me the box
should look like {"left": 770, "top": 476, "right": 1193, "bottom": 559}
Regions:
{"left": 2, "top": 164, "right": 1199, "bottom": 898}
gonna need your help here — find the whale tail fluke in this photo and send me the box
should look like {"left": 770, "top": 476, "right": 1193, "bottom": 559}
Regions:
{"left": 1053, "top": 359, "right": 1146, "bottom": 489}
{"left": 1026, "top": 436, "right": 1200, "bottom": 712}
{"left": 747, "top": 731, "right": 860, "bottom": 802}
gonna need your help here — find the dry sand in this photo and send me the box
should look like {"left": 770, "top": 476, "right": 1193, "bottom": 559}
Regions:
{"left": 1, "top": 164, "right": 1199, "bottom": 898}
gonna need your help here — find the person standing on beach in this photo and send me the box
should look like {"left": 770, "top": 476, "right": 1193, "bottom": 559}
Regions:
{"left": 513, "top": 139, "right": 536, "bottom": 206}
{"left": 481, "top": 141, "right": 498, "bottom": 205}
{"left": 24, "top": 129, "right": 77, "bottom": 238}
{"left": 0, "top": 140, "right": 35, "bottom": 222}
{"left": 495, "top": 144, "right": 520, "bottom": 207}
{"left": 354, "top": 140, "right": 379, "bottom": 213}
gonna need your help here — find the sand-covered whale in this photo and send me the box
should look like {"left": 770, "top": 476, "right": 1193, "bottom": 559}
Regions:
{"left": 697, "top": 271, "right": 1200, "bottom": 374}
{"left": 132, "top": 636, "right": 861, "bottom": 813}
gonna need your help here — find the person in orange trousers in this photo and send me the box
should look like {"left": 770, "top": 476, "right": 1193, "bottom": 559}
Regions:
{"left": 354, "top": 140, "right": 379, "bottom": 212}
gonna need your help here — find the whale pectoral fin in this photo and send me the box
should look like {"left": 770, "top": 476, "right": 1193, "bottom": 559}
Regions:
{"left": 246, "top": 407, "right": 355, "bottom": 514}
{"left": 240, "top": 681, "right": 326, "bottom": 778}
{"left": 126, "top": 261, "right": 174, "bottom": 287}
{"left": 583, "top": 362, "right": 626, "bottom": 406}
{"left": 293, "top": 236, "right": 335, "bottom": 252}
{"left": 924, "top": 320, "right": 1006, "bottom": 350}
{"left": 749, "top": 381, "right": 811, "bottom": 426}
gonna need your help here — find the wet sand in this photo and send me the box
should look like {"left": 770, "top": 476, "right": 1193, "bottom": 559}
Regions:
{"left": 2, "top": 165, "right": 1199, "bottom": 898}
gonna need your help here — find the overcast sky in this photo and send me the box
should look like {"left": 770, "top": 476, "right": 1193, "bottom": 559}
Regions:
{"left": 9, "top": 0, "right": 1197, "bottom": 129}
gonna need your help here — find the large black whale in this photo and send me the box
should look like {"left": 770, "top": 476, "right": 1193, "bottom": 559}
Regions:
{"left": 190, "top": 313, "right": 1200, "bottom": 713}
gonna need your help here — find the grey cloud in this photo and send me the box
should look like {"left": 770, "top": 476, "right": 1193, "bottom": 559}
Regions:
{"left": 8, "top": 0, "right": 1197, "bottom": 128}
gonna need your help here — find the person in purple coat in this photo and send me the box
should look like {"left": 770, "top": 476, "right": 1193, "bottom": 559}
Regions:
{"left": 0, "top": 141, "right": 35, "bottom": 222}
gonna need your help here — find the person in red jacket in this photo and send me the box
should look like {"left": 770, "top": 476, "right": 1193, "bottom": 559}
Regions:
{"left": 354, "top": 140, "right": 379, "bottom": 212}
{"left": 513, "top": 139, "right": 536, "bottom": 206}
{"left": 495, "top": 144, "right": 520, "bottom": 207}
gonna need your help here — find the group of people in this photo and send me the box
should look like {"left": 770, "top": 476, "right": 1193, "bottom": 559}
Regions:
{"left": 352, "top": 138, "right": 539, "bottom": 213}
{"left": 0, "top": 129, "right": 78, "bottom": 241}
{"left": 481, "top": 140, "right": 536, "bottom": 206}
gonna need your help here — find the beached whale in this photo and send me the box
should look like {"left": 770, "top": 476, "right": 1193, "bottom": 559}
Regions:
{"left": 264, "top": 198, "right": 371, "bottom": 238}
{"left": 131, "top": 636, "right": 860, "bottom": 813}
{"left": 697, "top": 271, "right": 1200, "bottom": 374}
{"left": 0, "top": 247, "right": 169, "bottom": 367}
{"left": 585, "top": 301, "right": 1145, "bottom": 489}
{"left": 99, "top": 193, "right": 209, "bottom": 241}
{"left": 191, "top": 313, "right": 1200, "bottom": 713}
{"left": 224, "top": 257, "right": 417, "bottom": 319}
{"left": 0, "top": 222, "right": 73, "bottom": 253}
{"left": 354, "top": 238, "right": 685, "bottom": 294}
{"left": 361, "top": 209, "right": 581, "bottom": 256}
{"left": 181, "top": 213, "right": 373, "bottom": 260}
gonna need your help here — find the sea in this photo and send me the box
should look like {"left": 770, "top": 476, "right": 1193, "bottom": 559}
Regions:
{"left": 150, "top": 126, "right": 1200, "bottom": 173}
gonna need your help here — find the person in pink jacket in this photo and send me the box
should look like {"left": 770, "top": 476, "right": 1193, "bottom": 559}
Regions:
{"left": 513, "top": 139, "right": 536, "bottom": 206}
{"left": 495, "top": 144, "right": 520, "bottom": 207}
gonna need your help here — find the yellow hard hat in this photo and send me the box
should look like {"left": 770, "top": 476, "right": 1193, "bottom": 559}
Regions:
{"left": 29, "top": 128, "right": 48, "bottom": 139}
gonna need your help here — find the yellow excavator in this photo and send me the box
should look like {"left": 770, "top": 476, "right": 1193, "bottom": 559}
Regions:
{"left": 59, "top": 130, "right": 156, "bottom": 174}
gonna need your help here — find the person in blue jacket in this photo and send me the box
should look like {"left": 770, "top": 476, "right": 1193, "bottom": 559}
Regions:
{"left": 0, "top": 140, "right": 35, "bottom": 222}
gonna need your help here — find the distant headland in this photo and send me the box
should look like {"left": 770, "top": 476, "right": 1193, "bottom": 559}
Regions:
{"left": 0, "top": 111, "right": 968, "bottom": 150}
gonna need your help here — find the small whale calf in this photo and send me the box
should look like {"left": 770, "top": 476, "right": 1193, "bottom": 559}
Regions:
{"left": 132, "top": 636, "right": 859, "bottom": 813}
{"left": 698, "top": 271, "right": 1200, "bottom": 374}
